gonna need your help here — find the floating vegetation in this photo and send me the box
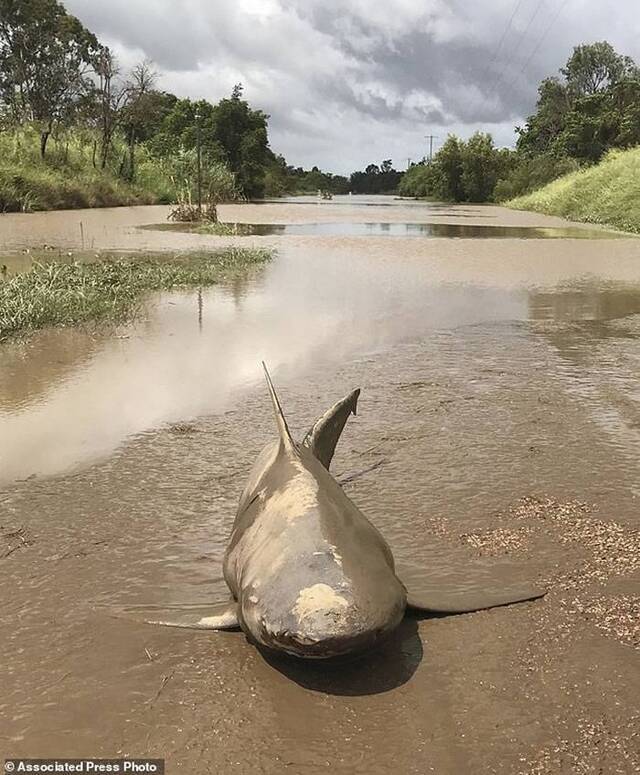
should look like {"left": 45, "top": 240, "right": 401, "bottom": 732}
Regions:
{"left": 0, "top": 248, "right": 273, "bottom": 339}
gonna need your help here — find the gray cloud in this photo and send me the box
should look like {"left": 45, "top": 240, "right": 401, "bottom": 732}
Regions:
{"left": 64, "top": 0, "right": 640, "bottom": 173}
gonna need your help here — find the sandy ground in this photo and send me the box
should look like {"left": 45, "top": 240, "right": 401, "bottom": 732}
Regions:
{"left": 1, "top": 198, "right": 639, "bottom": 773}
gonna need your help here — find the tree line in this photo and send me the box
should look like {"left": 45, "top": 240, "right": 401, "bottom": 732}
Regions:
{"left": 2, "top": 0, "right": 634, "bottom": 206}
{"left": 0, "top": 0, "right": 345, "bottom": 203}
{"left": 400, "top": 41, "right": 640, "bottom": 202}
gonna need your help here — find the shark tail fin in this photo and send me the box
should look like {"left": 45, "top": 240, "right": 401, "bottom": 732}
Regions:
{"left": 302, "top": 388, "right": 360, "bottom": 470}
{"left": 262, "top": 362, "right": 297, "bottom": 453}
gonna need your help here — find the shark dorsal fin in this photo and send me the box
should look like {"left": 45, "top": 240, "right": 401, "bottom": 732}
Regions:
{"left": 262, "top": 362, "right": 297, "bottom": 453}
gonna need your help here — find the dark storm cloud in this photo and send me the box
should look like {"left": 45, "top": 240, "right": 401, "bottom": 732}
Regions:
{"left": 63, "top": 0, "right": 640, "bottom": 172}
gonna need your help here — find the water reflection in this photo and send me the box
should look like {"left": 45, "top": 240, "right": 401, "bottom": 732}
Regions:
{"left": 153, "top": 221, "right": 622, "bottom": 239}
{"left": 529, "top": 285, "right": 640, "bottom": 322}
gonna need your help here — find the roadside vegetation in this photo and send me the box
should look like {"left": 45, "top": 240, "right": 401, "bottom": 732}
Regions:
{"left": 2, "top": 1, "right": 639, "bottom": 217}
{"left": 0, "top": 0, "right": 350, "bottom": 210}
{"left": 0, "top": 0, "right": 413, "bottom": 207}
{"left": 507, "top": 146, "right": 640, "bottom": 233}
{"left": 0, "top": 249, "right": 273, "bottom": 339}
{"left": 400, "top": 41, "right": 640, "bottom": 211}
{"left": 0, "top": 125, "right": 177, "bottom": 211}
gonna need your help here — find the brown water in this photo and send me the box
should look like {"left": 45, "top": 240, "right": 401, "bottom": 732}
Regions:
{"left": 147, "top": 221, "right": 623, "bottom": 238}
{"left": 1, "top": 198, "right": 639, "bottom": 773}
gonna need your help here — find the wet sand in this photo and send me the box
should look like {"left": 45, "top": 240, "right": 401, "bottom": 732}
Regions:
{"left": 1, "top": 197, "right": 640, "bottom": 773}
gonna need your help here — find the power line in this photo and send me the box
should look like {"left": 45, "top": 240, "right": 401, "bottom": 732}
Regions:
{"left": 503, "top": 0, "right": 571, "bottom": 103}
{"left": 506, "top": 0, "right": 546, "bottom": 63}
{"left": 483, "top": 0, "right": 527, "bottom": 82}
{"left": 489, "top": 0, "right": 546, "bottom": 96}
{"left": 517, "top": 0, "right": 571, "bottom": 79}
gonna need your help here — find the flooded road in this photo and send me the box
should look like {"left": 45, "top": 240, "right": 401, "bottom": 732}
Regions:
{"left": 1, "top": 197, "right": 640, "bottom": 773}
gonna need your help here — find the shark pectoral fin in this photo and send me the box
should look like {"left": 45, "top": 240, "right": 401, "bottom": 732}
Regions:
{"left": 405, "top": 587, "right": 546, "bottom": 615}
{"left": 303, "top": 388, "right": 361, "bottom": 470}
{"left": 144, "top": 600, "right": 240, "bottom": 630}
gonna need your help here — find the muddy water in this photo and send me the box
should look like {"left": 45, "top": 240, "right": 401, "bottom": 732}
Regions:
{"left": 1, "top": 198, "right": 640, "bottom": 773}
{"left": 148, "top": 221, "right": 623, "bottom": 238}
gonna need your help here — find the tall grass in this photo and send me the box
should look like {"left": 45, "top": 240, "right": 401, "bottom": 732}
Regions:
{"left": 507, "top": 147, "right": 640, "bottom": 233}
{"left": 0, "top": 249, "right": 273, "bottom": 338}
{"left": 0, "top": 125, "right": 178, "bottom": 212}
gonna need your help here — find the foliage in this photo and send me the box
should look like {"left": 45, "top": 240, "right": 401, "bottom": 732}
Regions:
{"left": 262, "top": 154, "right": 350, "bottom": 197}
{"left": 460, "top": 134, "right": 510, "bottom": 202}
{"left": 349, "top": 160, "right": 402, "bottom": 194}
{"left": 507, "top": 146, "right": 640, "bottom": 233}
{"left": 517, "top": 41, "right": 640, "bottom": 163}
{"left": 494, "top": 154, "right": 579, "bottom": 202}
{"left": 167, "top": 187, "right": 219, "bottom": 223}
{"left": 0, "top": 124, "right": 176, "bottom": 211}
{"left": 398, "top": 133, "right": 513, "bottom": 203}
{"left": 209, "top": 84, "right": 269, "bottom": 198}
{"left": 397, "top": 163, "right": 438, "bottom": 198}
{"left": 0, "top": 249, "right": 273, "bottom": 338}
{"left": 0, "top": 3, "right": 284, "bottom": 206}
{"left": 0, "top": 0, "right": 101, "bottom": 156}
{"left": 433, "top": 136, "right": 465, "bottom": 201}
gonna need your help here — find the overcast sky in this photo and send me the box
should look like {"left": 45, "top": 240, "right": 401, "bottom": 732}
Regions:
{"left": 64, "top": 0, "right": 640, "bottom": 174}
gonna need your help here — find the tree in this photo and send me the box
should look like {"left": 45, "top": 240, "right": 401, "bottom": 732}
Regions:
{"left": 517, "top": 41, "right": 640, "bottom": 162}
{"left": 210, "top": 83, "right": 270, "bottom": 198}
{"left": 350, "top": 161, "right": 402, "bottom": 194}
{"left": 397, "top": 162, "right": 438, "bottom": 198}
{"left": 119, "top": 60, "right": 156, "bottom": 180}
{"left": 0, "top": 0, "right": 101, "bottom": 156}
{"left": 92, "top": 46, "right": 127, "bottom": 169}
{"left": 562, "top": 41, "right": 638, "bottom": 96}
{"left": 433, "top": 135, "right": 464, "bottom": 201}
{"left": 460, "top": 133, "right": 499, "bottom": 202}
{"left": 516, "top": 77, "right": 570, "bottom": 157}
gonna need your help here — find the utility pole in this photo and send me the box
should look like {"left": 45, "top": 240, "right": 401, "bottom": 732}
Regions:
{"left": 195, "top": 108, "right": 202, "bottom": 218}
{"left": 425, "top": 134, "right": 437, "bottom": 163}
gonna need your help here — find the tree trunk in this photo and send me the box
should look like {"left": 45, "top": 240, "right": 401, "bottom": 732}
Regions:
{"left": 128, "top": 136, "right": 135, "bottom": 182}
{"left": 101, "top": 137, "right": 110, "bottom": 170}
{"left": 40, "top": 128, "right": 50, "bottom": 159}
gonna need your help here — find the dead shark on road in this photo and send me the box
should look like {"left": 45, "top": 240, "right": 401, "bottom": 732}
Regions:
{"left": 152, "top": 363, "right": 545, "bottom": 659}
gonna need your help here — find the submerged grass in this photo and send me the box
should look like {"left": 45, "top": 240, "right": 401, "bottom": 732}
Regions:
{"left": 507, "top": 147, "right": 640, "bottom": 233}
{"left": 0, "top": 248, "right": 273, "bottom": 339}
{"left": 194, "top": 222, "right": 254, "bottom": 236}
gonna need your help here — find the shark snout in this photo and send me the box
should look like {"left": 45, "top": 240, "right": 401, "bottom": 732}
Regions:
{"left": 269, "top": 622, "right": 387, "bottom": 659}
{"left": 245, "top": 582, "right": 403, "bottom": 659}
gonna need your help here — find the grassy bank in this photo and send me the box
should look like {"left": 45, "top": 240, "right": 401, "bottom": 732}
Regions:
{"left": 0, "top": 127, "right": 177, "bottom": 212}
{"left": 507, "top": 147, "right": 640, "bottom": 233}
{"left": 0, "top": 249, "right": 272, "bottom": 339}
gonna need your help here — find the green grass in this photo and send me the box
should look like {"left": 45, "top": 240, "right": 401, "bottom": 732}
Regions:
{"left": 140, "top": 221, "right": 255, "bottom": 236}
{"left": 195, "top": 222, "right": 254, "bottom": 236}
{"left": 0, "top": 126, "right": 178, "bottom": 212}
{"left": 507, "top": 147, "right": 640, "bottom": 233}
{"left": 0, "top": 249, "right": 273, "bottom": 339}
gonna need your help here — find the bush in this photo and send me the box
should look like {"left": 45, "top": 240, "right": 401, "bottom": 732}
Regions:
{"left": 397, "top": 163, "right": 439, "bottom": 198}
{"left": 398, "top": 133, "right": 514, "bottom": 203}
{"left": 494, "top": 155, "right": 580, "bottom": 202}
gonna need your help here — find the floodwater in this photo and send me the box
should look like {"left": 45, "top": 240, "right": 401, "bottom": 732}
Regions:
{"left": 149, "top": 220, "right": 622, "bottom": 238}
{"left": 1, "top": 196, "right": 640, "bottom": 773}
